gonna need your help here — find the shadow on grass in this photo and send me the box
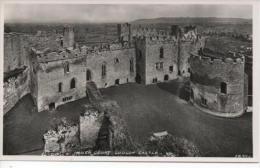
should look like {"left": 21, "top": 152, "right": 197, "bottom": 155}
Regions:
{"left": 157, "top": 79, "right": 190, "bottom": 101}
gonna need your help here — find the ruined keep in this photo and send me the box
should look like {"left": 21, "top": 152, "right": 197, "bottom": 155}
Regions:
{"left": 189, "top": 47, "right": 247, "bottom": 117}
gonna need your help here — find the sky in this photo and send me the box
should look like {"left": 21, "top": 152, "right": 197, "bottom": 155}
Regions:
{"left": 4, "top": 4, "right": 252, "bottom": 23}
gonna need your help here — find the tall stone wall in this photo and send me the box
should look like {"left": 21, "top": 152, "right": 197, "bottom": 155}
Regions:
{"left": 145, "top": 39, "right": 178, "bottom": 84}
{"left": 80, "top": 105, "right": 104, "bottom": 149}
{"left": 189, "top": 53, "right": 245, "bottom": 117}
{"left": 3, "top": 67, "right": 31, "bottom": 114}
{"left": 4, "top": 33, "right": 30, "bottom": 72}
{"left": 86, "top": 48, "right": 136, "bottom": 88}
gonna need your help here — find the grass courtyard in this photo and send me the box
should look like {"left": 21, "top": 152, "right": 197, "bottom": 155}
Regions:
{"left": 3, "top": 80, "right": 252, "bottom": 156}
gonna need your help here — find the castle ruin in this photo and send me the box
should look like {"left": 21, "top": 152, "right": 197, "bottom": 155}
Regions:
{"left": 4, "top": 23, "right": 247, "bottom": 117}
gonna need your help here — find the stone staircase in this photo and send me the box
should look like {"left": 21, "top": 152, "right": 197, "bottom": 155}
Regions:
{"left": 86, "top": 81, "right": 103, "bottom": 103}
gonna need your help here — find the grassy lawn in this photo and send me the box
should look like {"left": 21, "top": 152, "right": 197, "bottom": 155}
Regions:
{"left": 3, "top": 80, "right": 252, "bottom": 157}
{"left": 3, "top": 95, "right": 90, "bottom": 155}
{"left": 101, "top": 81, "right": 252, "bottom": 157}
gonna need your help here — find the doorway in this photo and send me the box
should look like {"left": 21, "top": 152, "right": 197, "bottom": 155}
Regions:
{"left": 86, "top": 69, "right": 92, "bottom": 81}
{"left": 164, "top": 74, "right": 169, "bottom": 81}
{"left": 115, "top": 79, "right": 120, "bottom": 85}
{"left": 135, "top": 73, "right": 142, "bottom": 84}
{"left": 49, "top": 102, "right": 55, "bottom": 110}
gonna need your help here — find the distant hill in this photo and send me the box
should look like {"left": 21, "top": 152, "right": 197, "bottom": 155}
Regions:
{"left": 132, "top": 17, "right": 252, "bottom": 25}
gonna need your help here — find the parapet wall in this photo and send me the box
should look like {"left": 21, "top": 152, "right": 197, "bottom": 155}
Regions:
{"left": 35, "top": 42, "right": 133, "bottom": 63}
{"left": 3, "top": 67, "right": 31, "bottom": 114}
{"left": 190, "top": 52, "right": 244, "bottom": 65}
{"left": 189, "top": 53, "right": 245, "bottom": 117}
{"left": 135, "top": 36, "right": 177, "bottom": 45}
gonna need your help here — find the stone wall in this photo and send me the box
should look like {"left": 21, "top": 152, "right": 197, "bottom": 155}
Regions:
{"left": 190, "top": 53, "right": 245, "bottom": 117}
{"left": 86, "top": 48, "right": 136, "bottom": 88}
{"left": 179, "top": 40, "right": 202, "bottom": 77}
{"left": 178, "top": 33, "right": 205, "bottom": 77}
{"left": 3, "top": 67, "right": 30, "bottom": 114}
{"left": 4, "top": 33, "right": 30, "bottom": 72}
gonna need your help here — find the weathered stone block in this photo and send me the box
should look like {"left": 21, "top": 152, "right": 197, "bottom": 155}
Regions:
{"left": 80, "top": 105, "right": 103, "bottom": 149}
{"left": 43, "top": 118, "right": 79, "bottom": 155}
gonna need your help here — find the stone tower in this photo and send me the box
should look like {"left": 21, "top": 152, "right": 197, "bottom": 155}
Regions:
{"left": 63, "top": 26, "right": 75, "bottom": 48}
{"left": 117, "top": 23, "right": 131, "bottom": 44}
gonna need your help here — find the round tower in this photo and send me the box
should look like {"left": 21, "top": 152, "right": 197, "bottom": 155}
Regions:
{"left": 189, "top": 51, "right": 246, "bottom": 117}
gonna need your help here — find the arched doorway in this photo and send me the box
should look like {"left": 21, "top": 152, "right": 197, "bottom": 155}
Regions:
{"left": 220, "top": 82, "right": 227, "bottom": 94}
{"left": 135, "top": 74, "right": 141, "bottom": 84}
{"left": 164, "top": 74, "right": 169, "bottom": 81}
{"left": 70, "top": 78, "right": 76, "bottom": 89}
{"left": 86, "top": 69, "right": 92, "bottom": 81}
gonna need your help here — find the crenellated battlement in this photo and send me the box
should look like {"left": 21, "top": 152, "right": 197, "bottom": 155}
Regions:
{"left": 135, "top": 35, "right": 177, "bottom": 45}
{"left": 190, "top": 52, "right": 244, "bottom": 65}
{"left": 33, "top": 47, "right": 84, "bottom": 63}
{"left": 34, "top": 41, "right": 134, "bottom": 63}
{"left": 132, "top": 27, "right": 169, "bottom": 38}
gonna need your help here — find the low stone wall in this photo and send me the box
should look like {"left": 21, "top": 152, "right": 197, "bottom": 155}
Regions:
{"left": 3, "top": 68, "right": 30, "bottom": 115}
{"left": 43, "top": 118, "right": 80, "bottom": 155}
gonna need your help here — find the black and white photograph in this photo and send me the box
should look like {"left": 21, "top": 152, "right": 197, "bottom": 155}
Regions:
{"left": 1, "top": 1, "right": 257, "bottom": 161}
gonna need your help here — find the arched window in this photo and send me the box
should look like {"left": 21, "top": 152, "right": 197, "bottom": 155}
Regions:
{"left": 159, "top": 47, "right": 164, "bottom": 58}
{"left": 70, "top": 78, "right": 76, "bottom": 89}
{"left": 101, "top": 63, "right": 106, "bottom": 78}
{"left": 138, "top": 50, "right": 142, "bottom": 59}
{"left": 58, "top": 82, "right": 62, "bottom": 92}
{"left": 60, "top": 40, "right": 63, "bottom": 47}
{"left": 64, "top": 61, "right": 70, "bottom": 73}
{"left": 86, "top": 69, "right": 92, "bottom": 81}
{"left": 130, "top": 58, "right": 134, "bottom": 72}
{"left": 114, "top": 58, "right": 119, "bottom": 64}
{"left": 220, "top": 82, "right": 227, "bottom": 94}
